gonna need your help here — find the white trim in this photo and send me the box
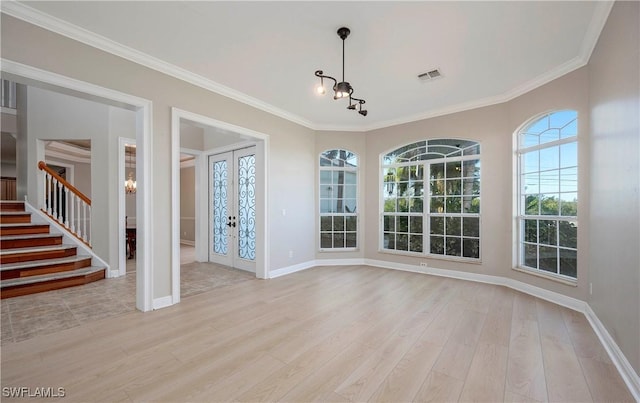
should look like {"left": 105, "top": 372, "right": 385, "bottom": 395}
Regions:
{"left": 118, "top": 137, "right": 135, "bottom": 278}
{"left": 269, "top": 261, "right": 317, "bottom": 279}
{"left": 1, "top": 106, "right": 17, "bottom": 115}
{"left": 171, "top": 108, "right": 270, "bottom": 302}
{"left": 204, "top": 140, "right": 257, "bottom": 157}
{"left": 315, "top": 258, "right": 366, "bottom": 267}
{"left": 2, "top": 59, "right": 154, "bottom": 312}
{"left": 1, "top": 2, "right": 313, "bottom": 130}
{"left": 584, "top": 305, "right": 640, "bottom": 401}
{"left": 1, "top": 1, "right": 613, "bottom": 133}
{"left": 180, "top": 159, "right": 195, "bottom": 169}
{"left": 579, "top": 2, "right": 615, "bottom": 62}
{"left": 171, "top": 110, "right": 182, "bottom": 305}
{"left": 152, "top": 295, "right": 173, "bottom": 310}
{"left": 45, "top": 149, "right": 90, "bottom": 164}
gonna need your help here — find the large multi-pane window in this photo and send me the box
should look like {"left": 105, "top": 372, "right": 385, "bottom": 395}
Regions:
{"left": 517, "top": 110, "right": 578, "bottom": 279}
{"left": 381, "top": 139, "right": 481, "bottom": 260}
{"left": 319, "top": 149, "right": 358, "bottom": 250}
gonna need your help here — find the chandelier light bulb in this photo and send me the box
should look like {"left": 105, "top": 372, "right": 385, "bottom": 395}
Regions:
{"left": 316, "top": 84, "right": 326, "bottom": 95}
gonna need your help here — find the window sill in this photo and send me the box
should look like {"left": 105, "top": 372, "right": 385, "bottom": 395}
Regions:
{"left": 318, "top": 248, "right": 359, "bottom": 253}
{"left": 378, "top": 249, "right": 482, "bottom": 264}
{"left": 512, "top": 266, "right": 578, "bottom": 287}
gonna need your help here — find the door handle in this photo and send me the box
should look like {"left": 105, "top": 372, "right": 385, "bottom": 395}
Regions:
{"left": 226, "top": 216, "right": 236, "bottom": 228}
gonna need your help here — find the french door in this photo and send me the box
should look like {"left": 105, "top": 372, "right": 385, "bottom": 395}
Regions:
{"left": 208, "top": 147, "right": 256, "bottom": 272}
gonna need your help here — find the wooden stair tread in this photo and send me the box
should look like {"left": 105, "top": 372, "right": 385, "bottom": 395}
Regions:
{"left": 0, "top": 266, "right": 105, "bottom": 288}
{"left": 0, "top": 255, "right": 91, "bottom": 271}
{"left": 0, "top": 244, "right": 76, "bottom": 256}
{"left": 0, "top": 223, "right": 49, "bottom": 228}
{"left": 0, "top": 201, "right": 104, "bottom": 298}
{"left": 0, "top": 233, "right": 62, "bottom": 241}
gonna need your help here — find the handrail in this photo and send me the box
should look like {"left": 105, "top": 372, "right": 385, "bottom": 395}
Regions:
{"left": 38, "top": 161, "right": 91, "bottom": 205}
{"left": 38, "top": 160, "right": 92, "bottom": 246}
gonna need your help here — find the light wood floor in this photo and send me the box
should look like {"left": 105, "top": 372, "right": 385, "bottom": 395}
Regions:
{"left": 0, "top": 265, "right": 633, "bottom": 402}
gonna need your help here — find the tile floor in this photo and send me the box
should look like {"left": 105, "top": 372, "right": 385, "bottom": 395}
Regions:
{"left": 1, "top": 245, "right": 255, "bottom": 345}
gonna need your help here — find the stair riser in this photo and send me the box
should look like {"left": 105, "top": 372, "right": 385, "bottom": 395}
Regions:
{"left": 0, "top": 226, "right": 50, "bottom": 236}
{"left": 1, "top": 258, "right": 92, "bottom": 280}
{"left": 0, "top": 270, "right": 105, "bottom": 299}
{"left": 0, "top": 247, "right": 77, "bottom": 264}
{"left": 0, "top": 236, "right": 63, "bottom": 250}
{"left": 0, "top": 203, "right": 25, "bottom": 212}
{"left": 0, "top": 215, "right": 31, "bottom": 224}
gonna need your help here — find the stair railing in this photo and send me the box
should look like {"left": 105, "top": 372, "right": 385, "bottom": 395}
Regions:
{"left": 38, "top": 161, "right": 92, "bottom": 246}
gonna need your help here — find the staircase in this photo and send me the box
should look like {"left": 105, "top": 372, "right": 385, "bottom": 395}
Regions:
{"left": 0, "top": 201, "right": 105, "bottom": 299}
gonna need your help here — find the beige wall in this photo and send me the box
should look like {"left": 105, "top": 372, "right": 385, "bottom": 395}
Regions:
{"left": 26, "top": 86, "right": 111, "bottom": 259}
{"left": 180, "top": 165, "right": 196, "bottom": 242}
{"left": 1, "top": 14, "right": 316, "bottom": 298}
{"left": 2, "top": 3, "right": 638, "bottom": 377}
{"left": 588, "top": 1, "right": 640, "bottom": 375}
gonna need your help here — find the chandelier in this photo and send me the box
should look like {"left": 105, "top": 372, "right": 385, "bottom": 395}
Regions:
{"left": 124, "top": 145, "right": 137, "bottom": 194}
{"left": 314, "top": 27, "right": 368, "bottom": 116}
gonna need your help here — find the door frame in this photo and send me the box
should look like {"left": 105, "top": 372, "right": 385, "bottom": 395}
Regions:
{"left": 3, "top": 59, "right": 154, "bottom": 312}
{"left": 171, "top": 108, "right": 269, "bottom": 305}
{"left": 207, "top": 146, "right": 257, "bottom": 272}
{"left": 118, "top": 137, "right": 135, "bottom": 277}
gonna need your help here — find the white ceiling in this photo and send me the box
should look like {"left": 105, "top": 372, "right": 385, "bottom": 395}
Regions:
{"left": 5, "top": 1, "right": 611, "bottom": 131}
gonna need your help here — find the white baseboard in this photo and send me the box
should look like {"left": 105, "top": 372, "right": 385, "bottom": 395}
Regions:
{"left": 584, "top": 305, "right": 640, "bottom": 401}
{"left": 269, "top": 260, "right": 317, "bottom": 278}
{"left": 301, "top": 257, "right": 639, "bottom": 397}
{"left": 315, "top": 258, "right": 366, "bottom": 267}
{"left": 153, "top": 296, "right": 173, "bottom": 310}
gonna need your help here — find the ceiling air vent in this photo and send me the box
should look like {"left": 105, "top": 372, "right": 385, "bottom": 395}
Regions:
{"left": 418, "top": 68, "right": 443, "bottom": 81}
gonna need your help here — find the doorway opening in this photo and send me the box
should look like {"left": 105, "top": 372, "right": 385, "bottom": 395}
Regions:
{"left": 3, "top": 60, "right": 153, "bottom": 311}
{"left": 171, "top": 108, "right": 268, "bottom": 305}
{"left": 208, "top": 146, "right": 256, "bottom": 272}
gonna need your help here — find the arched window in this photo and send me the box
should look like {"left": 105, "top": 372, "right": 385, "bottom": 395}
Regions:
{"left": 319, "top": 149, "right": 358, "bottom": 250}
{"left": 516, "top": 110, "right": 578, "bottom": 279}
{"left": 381, "top": 139, "right": 481, "bottom": 259}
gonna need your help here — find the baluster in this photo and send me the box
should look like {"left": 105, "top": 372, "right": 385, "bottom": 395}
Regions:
{"left": 70, "top": 193, "right": 76, "bottom": 233}
{"left": 46, "top": 173, "right": 52, "bottom": 215}
{"left": 87, "top": 205, "right": 92, "bottom": 246}
{"left": 76, "top": 197, "right": 82, "bottom": 240}
{"left": 42, "top": 172, "right": 47, "bottom": 211}
{"left": 57, "top": 181, "right": 63, "bottom": 222}
{"left": 64, "top": 187, "right": 70, "bottom": 227}
{"left": 83, "top": 203, "right": 88, "bottom": 242}
{"left": 52, "top": 178, "right": 58, "bottom": 219}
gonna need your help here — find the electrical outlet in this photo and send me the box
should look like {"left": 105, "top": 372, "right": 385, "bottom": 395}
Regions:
{"left": 289, "top": 250, "right": 293, "bottom": 258}
{"left": 419, "top": 262, "right": 428, "bottom": 267}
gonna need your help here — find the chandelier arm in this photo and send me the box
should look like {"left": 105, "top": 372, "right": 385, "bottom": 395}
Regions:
{"left": 315, "top": 70, "right": 337, "bottom": 85}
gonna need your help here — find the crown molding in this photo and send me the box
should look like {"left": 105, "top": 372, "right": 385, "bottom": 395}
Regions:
{"left": 1, "top": 1, "right": 315, "bottom": 130}
{"left": 1, "top": 1, "right": 614, "bottom": 133}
